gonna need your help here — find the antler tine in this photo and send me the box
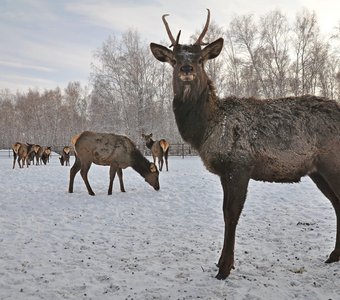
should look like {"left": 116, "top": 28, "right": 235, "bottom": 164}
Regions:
{"left": 175, "top": 30, "right": 181, "bottom": 45}
{"left": 162, "top": 14, "right": 177, "bottom": 47}
{"left": 195, "top": 8, "right": 210, "bottom": 45}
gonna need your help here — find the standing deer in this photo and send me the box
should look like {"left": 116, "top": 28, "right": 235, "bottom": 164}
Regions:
{"left": 11, "top": 142, "right": 34, "bottom": 169}
{"left": 30, "top": 144, "right": 43, "bottom": 165}
{"left": 142, "top": 133, "right": 170, "bottom": 171}
{"left": 150, "top": 9, "right": 340, "bottom": 279}
{"left": 59, "top": 146, "right": 71, "bottom": 166}
{"left": 68, "top": 131, "right": 160, "bottom": 196}
{"left": 12, "top": 142, "right": 21, "bottom": 169}
{"left": 41, "top": 146, "right": 52, "bottom": 165}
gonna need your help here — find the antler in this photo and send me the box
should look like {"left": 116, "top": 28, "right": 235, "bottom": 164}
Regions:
{"left": 194, "top": 8, "right": 210, "bottom": 46}
{"left": 162, "top": 9, "right": 210, "bottom": 47}
{"left": 162, "top": 14, "right": 177, "bottom": 47}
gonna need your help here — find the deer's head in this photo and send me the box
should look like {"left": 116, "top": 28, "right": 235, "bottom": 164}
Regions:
{"left": 150, "top": 9, "right": 223, "bottom": 89}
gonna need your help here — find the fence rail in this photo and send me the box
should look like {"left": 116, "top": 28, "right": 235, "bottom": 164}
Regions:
{"left": 0, "top": 143, "right": 198, "bottom": 159}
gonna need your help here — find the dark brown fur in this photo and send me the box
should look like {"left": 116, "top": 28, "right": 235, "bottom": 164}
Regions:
{"left": 41, "top": 147, "right": 51, "bottom": 165}
{"left": 68, "top": 131, "right": 160, "bottom": 196}
{"left": 151, "top": 9, "right": 340, "bottom": 279}
{"left": 142, "top": 133, "right": 170, "bottom": 171}
{"left": 59, "top": 146, "right": 71, "bottom": 166}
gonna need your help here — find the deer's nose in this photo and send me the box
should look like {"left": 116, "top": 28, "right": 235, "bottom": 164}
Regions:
{"left": 180, "top": 65, "right": 193, "bottom": 74}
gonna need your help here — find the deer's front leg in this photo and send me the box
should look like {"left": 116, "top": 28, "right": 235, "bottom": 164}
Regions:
{"left": 216, "top": 169, "right": 250, "bottom": 280}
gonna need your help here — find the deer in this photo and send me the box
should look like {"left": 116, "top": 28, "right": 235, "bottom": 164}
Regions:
{"left": 11, "top": 142, "right": 34, "bottom": 169}
{"left": 150, "top": 9, "right": 340, "bottom": 279}
{"left": 12, "top": 142, "right": 21, "bottom": 169}
{"left": 68, "top": 131, "right": 160, "bottom": 196}
{"left": 30, "top": 144, "right": 43, "bottom": 165}
{"left": 142, "top": 133, "right": 170, "bottom": 171}
{"left": 41, "top": 146, "right": 51, "bottom": 165}
{"left": 59, "top": 146, "right": 71, "bottom": 166}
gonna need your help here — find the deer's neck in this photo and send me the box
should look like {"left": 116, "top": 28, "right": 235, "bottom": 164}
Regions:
{"left": 131, "top": 149, "right": 151, "bottom": 178}
{"left": 145, "top": 139, "right": 155, "bottom": 150}
{"left": 173, "top": 79, "right": 217, "bottom": 150}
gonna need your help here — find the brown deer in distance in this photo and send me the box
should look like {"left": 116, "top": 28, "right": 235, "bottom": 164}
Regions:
{"left": 11, "top": 142, "right": 34, "bottom": 169}
{"left": 41, "top": 146, "right": 51, "bottom": 165}
{"left": 68, "top": 131, "right": 160, "bottom": 196}
{"left": 59, "top": 146, "right": 71, "bottom": 166}
{"left": 30, "top": 144, "right": 43, "bottom": 165}
{"left": 142, "top": 133, "right": 170, "bottom": 171}
{"left": 150, "top": 9, "right": 340, "bottom": 279}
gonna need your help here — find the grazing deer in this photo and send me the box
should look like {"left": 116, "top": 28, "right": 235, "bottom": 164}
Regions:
{"left": 59, "top": 146, "right": 71, "bottom": 166}
{"left": 68, "top": 131, "right": 160, "bottom": 196}
{"left": 11, "top": 142, "right": 34, "bottom": 168}
{"left": 41, "top": 146, "right": 51, "bottom": 165}
{"left": 150, "top": 9, "right": 340, "bottom": 279}
{"left": 142, "top": 133, "right": 170, "bottom": 171}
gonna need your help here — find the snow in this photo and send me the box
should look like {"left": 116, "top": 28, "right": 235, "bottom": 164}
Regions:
{"left": 0, "top": 154, "right": 339, "bottom": 300}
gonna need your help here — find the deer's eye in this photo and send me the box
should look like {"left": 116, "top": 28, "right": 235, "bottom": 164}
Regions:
{"left": 198, "top": 58, "right": 203, "bottom": 64}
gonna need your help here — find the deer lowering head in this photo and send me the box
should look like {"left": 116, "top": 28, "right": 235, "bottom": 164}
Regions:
{"left": 151, "top": 9, "right": 340, "bottom": 280}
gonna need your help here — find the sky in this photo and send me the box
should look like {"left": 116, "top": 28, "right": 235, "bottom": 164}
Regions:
{"left": 1, "top": 0, "right": 340, "bottom": 93}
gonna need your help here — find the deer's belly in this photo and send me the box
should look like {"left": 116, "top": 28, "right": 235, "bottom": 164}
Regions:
{"left": 200, "top": 146, "right": 317, "bottom": 183}
{"left": 251, "top": 152, "right": 317, "bottom": 182}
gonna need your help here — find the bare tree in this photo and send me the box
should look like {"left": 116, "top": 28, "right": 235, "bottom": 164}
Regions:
{"left": 291, "top": 9, "right": 320, "bottom": 95}
{"left": 259, "top": 10, "right": 290, "bottom": 97}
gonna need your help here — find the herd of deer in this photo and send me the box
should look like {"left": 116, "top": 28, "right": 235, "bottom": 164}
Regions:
{"left": 11, "top": 133, "right": 169, "bottom": 195}
{"left": 10, "top": 10, "right": 340, "bottom": 280}
{"left": 11, "top": 142, "right": 52, "bottom": 168}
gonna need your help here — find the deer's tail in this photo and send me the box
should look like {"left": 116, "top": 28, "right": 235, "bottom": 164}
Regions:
{"left": 12, "top": 143, "right": 21, "bottom": 154}
{"left": 159, "top": 139, "right": 169, "bottom": 154}
{"left": 70, "top": 133, "right": 81, "bottom": 155}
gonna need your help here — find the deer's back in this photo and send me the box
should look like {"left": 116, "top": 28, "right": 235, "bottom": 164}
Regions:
{"left": 75, "top": 131, "right": 136, "bottom": 167}
{"left": 201, "top": 95, "right": 340, "bottom": 182}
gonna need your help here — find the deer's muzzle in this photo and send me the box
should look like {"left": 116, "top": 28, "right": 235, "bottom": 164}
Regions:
{"left": 179, "top": 64, "right": 195, "bottom": 81}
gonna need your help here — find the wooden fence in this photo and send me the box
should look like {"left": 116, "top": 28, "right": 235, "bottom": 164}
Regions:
{"left": 0, "top": 143, "right": 198, "bottom": 159}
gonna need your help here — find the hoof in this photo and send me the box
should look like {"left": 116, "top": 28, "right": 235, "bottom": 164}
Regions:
{"left": 215, "top": 271, "right": 229, "bottom": 280}
{"left": 325, "top": 251, "right": 340, "bottom": 263}
{"left": 325, "top": 257, "right": 339, "bottom": 263}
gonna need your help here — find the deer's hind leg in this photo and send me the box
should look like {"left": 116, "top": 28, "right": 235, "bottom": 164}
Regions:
{"left": 164, "top": 149, "right": 169, "bottom": 171}
{"left": 117, "top": 168, "right": 126, "bottom": 192}
{"left": 80, "top": 161, "right": 94, "bottom": 196}
{"left": 12, "top": 152, "right": 17, "bottom": 169}
{"left": 108, "top": 165, "right": 117, "bottom": 195}
{"left": 309, "top": 170, "right": 340, "bottom": 263}
{"left": 159, "top": 156, "right": 164, "bottom": 171}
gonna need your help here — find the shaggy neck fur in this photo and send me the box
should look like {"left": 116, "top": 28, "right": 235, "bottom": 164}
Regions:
{"left": 173, "top": 78, "right": 217, "bottom": 150}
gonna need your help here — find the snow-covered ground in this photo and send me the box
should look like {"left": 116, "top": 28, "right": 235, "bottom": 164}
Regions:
{"left": 0, "top": 154, "right": 339, "bottom": 300}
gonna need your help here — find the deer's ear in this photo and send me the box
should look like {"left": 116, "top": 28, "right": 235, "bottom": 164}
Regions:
{"left": 201, "top": 38, "right": 224, "bottom": 61}
{"left": 150, "top": 43, "right": 175, "bottom": 65}
{"left": 150, "top": 163, "right": 157, "bottom": 173}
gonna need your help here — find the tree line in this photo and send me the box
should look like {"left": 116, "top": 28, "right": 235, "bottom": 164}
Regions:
{"left": 1, "top": 8, "right": 340, "bottom": 149}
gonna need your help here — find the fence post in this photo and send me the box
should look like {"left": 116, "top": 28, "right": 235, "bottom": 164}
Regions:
{"left": 181, "top": 144, "right": 184, "bottom": 159}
